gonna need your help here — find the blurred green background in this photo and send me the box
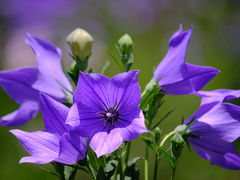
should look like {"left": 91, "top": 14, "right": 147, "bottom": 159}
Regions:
{"left": 0, "top": 0, "right": 240, "bottom": 179}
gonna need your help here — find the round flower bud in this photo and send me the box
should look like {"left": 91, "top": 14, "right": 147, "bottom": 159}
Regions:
{"left": 66, "top": 28, "right": 93, "bottom": 60}
{"left": 117, "top": 34, "right": 133, "bottom": 54}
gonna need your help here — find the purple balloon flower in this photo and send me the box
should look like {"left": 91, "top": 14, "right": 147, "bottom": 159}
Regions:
{"left": 154, "top": 25, "right": 220, "bottom": 95}
{"left": 66, "top": 70, "right": 148, "bottom": 157}
{"left": 10, "top": 94, "right": 86, "bottom": 164}
{"left": 0, "top": 34, "right": 72, "bottom": 126}
{"left": 184, "top": 90, "right": 240, "bottom": 170}
{"left": 195, "top": 89, "right": 240, "bottom": 106}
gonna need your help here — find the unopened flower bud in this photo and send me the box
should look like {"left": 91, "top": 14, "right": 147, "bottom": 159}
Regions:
{"left": 117, "top": 34, "right": 133, "bottom": 54}
{"left": 154, "top": 127, "right": 161, "bottom": 144}
{"left": 66, "top": 28, "right": 93, "bottom": 60}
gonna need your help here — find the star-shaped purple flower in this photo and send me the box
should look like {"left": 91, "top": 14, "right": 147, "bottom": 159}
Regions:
{"left": 184, "top": 91, "right": 240, "bottom": 170}
{"left": 10, "top": 93, "right": 86, "bottom": 164}
{"left": 0, "top": 34, "right": 72, "bottom": 126}
{"left": 66, "top": 70, "right": 148, "bottom": 157}
{"left": 154, "top": 25, "right": 220, "bottom": 95}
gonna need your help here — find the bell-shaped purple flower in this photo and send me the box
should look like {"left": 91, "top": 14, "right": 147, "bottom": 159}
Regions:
{"left": 0, "top": 34, "right": 72, "bottom": 126}
{"left": 185, "top": 91, "right": 240, "bottom": 170}
{"left": 10, "top": 93, "right": 86, "bottom": 164}
{"left": 195, "top": 89, "right": 240, "bottom": 106}
{"left": 66, "top": 70, "right": 148, "bottom": 157}
{"left": 154, "top": 25, "right": 220, "bottom": 95}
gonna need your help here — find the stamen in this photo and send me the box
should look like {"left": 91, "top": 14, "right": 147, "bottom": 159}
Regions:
{"left": 98, "top": 106, "right": 119, "bottom": 127}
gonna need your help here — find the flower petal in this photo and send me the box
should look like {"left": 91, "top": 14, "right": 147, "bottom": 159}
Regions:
{"left": 191, "top": 103, "right": 240, "bottom": 142}
{"left": 74, "top": 72, "right": 111, "bottom": 111}
{"left": 159, "top": 63, "right": 219, "bottom": 95}
{"left": 26, "top": 33, "right": 72, "bottom": 101}
{"left": 56, "top": 132, "right": 87, "bottom": 164}
{"left": 40, "top": 93, "right": 69, "bottom": 135}
{"left": 111, "top": 70, "right": 140, "bottom": 111}
{"left": 65, "top": 103, "right": 81, "bottom": 129}
{"left": 10, "top": 130, "right": 59, "bottom": 164}
{"left": 196, "top": 89, "right": 240, "bottom": 106}
{"left": 154, "top": 25, "right": 219, "bottom": 95}
{"left": 116, "top": 109, "right": 147, "bottom": 141}
{"left": 189, "top": 137, "right": 240, "bottom": 170}
{"left": 89, "top": 128, "right": 123, "bottom": 157}
{"left": 66, "top": 102, "right": 105, "bottom": 137}
{"left": 0, "top": 67, "right": 39, "bottom": 103}
{"left": 0, "top": 100, "right": 39, "bottom": 126}
{"left": 154, "top": 25, "right": 192, "bottom": 83}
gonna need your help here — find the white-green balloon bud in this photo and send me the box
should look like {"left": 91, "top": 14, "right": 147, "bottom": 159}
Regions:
{"left": 66, "top": 28, "right": 93, "bottom": 60}
{"left": 117, "top": 34, "right": 133, "bottom": 54}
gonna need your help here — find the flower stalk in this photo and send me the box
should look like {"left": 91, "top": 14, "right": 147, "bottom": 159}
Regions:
{"left": 144, "top": 145, "right": 149, "bottom": 180}
{"left": 153, "top": 154, "right": 160, "bottom": 180}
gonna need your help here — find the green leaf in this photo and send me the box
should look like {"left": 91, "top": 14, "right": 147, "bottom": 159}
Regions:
{"left": 96, "top": 167, "right": 107, "bottom": 180}
{"left": 159, "top": 148, "right": 176, "bottom": 169}
{"left": 51, "top": 162, "right": 65, "bottom": 179}
{"left": 104, "top": 159, "right": 118, "bottom": 179}
{"left": 125, "top": 157, "right": 142, "bottom": 180}
{"left": 151, "top": 109, "right": 174, "bottom": 130}
{"left": 40, "top": 166, "right": 58, "bottom": 178}
{"left": 86, "top": 148, "right": 99, "bottom": 171}
{"left": 108, "top": 52, "right": 125, "bottom": 71}
{"left": 141, "top": 136, "right": 157, "bottom": 152}
{"left": 127, "top": 157, "right": 142, "bottom": 167}
{"left": 140, "top": 79, "right": 164, "bottom": 127}
{"left": 64, "top": 166, "right": 77, "bottom": 180}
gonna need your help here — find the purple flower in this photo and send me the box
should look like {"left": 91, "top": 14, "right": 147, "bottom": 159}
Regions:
{"left": 10, "top": 94, "right": 86, "bottom": 164}
{"left": 195, "top": 89, "right": 240, "bottom": 106}
{"left": 184, "top": 91, "right": 240, "bottom": 170}
{"left": 0, "top": 34, "right": 72, "bottom": 126}
{"left": 154, "top": 25, "right": 220, "bottom": 95}
{"left": 66, "top": 70, "right": 147, "bottom": 157}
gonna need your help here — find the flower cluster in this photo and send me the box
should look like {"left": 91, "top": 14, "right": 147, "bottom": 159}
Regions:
{"left": 1, "top": 25, "right": 240, "bottom": 179}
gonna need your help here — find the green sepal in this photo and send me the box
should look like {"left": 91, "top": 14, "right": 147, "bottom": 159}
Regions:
{"left": 171, "top": 133, "right": 185, "bottom": 160}
{"left": 159, "top": 148, "right": 176, "bottom": 170}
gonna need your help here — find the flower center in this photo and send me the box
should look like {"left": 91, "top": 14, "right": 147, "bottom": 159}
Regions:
{"left": 104, "top": 107, "right": 119, "bottom": 125}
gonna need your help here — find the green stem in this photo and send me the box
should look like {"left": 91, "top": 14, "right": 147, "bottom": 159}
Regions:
{"left": 123, "top": 142, "right": 131, "bottom": 176}
{"left": 153, "top": 155, "right": 159, "bottom": 180}
{"left": 159, "top": 131, "right": 175, "bottom": 148}
{"left": 113, "top": 159, "right": 123, "bottom": 180}
{"left": 113, "top": 149, "right": 123, "bottom": 180}
{"left": 86, "top": 163, "right": 96, "bottom": 180}
{"left": 144, "top": 145, "right": 149, "bottom": 180}
{"left": 113, "top": 163, "right": 119, "bottom": 180}
{"left": 65, "top": 164, "right": 89, "bottom": 174}
{"left": 171, "top": 167, "right": 176, "bottom": 180}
